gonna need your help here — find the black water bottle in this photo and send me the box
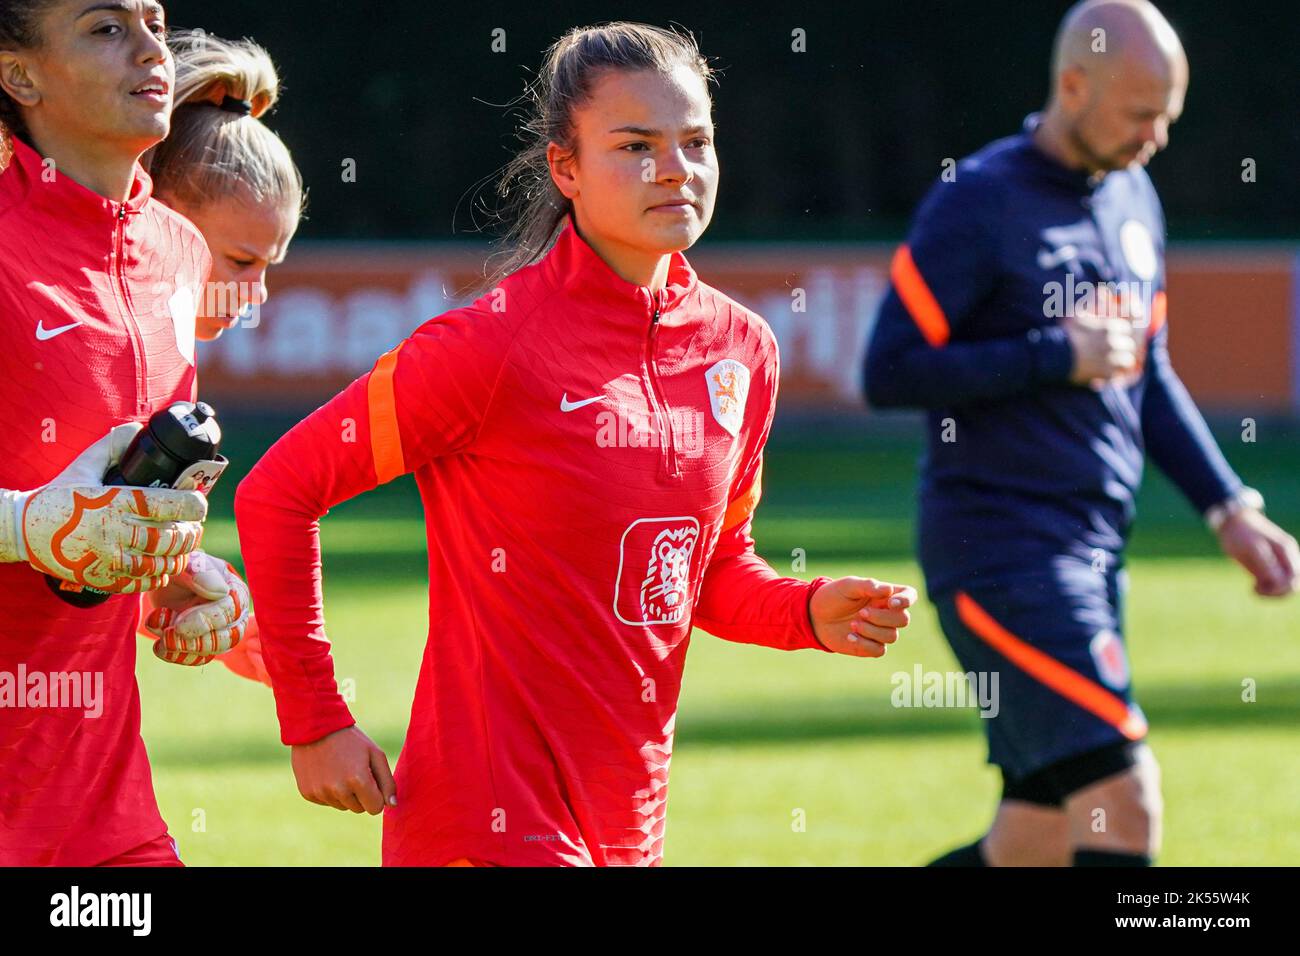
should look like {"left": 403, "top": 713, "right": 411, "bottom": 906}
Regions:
{"left": 46, "top": 401, "right": 227, "bottom": 608}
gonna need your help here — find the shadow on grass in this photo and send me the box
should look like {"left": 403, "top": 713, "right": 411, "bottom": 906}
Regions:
{"left": 149, "top": 677, "right": 1299, "bottom": 768}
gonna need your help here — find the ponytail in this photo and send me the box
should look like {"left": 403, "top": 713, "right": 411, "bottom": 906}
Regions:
{"left": 145, "top": 28, "right": 304, "bottom": 224}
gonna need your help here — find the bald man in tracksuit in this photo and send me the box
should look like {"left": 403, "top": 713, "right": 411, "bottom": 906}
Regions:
{"left": 864, "top": 0, "right": 1298, "bottom": 866}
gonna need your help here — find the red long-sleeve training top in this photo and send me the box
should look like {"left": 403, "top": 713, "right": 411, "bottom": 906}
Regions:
{"left": 0, "top": 132, "right": 210, "bottom": 865}
{"left": 235, "top": 215, "right": 832, "bottom": 866}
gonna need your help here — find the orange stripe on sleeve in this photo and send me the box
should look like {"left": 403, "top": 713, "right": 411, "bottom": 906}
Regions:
{"left": 1146, "top": 290, "right": 1167, "bottom": 340}
{"left": 955, "top": 591, "right": 1147, "bottom": 740}
{"left": 721, "top": 459, "right": 763, "bottom": 533}
{"left": 367, "top": 342, "right": 407, "bottom": 484}
{"left": 890, "top": 244, "right": 951, "bottom": 347}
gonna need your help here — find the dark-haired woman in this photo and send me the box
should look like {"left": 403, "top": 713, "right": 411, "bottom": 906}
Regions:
{"left": 236, "top": 22, "right": 919, "bottom": 867}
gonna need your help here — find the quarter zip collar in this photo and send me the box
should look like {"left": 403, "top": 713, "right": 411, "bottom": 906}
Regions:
{"left": 1019, "top": 112, "right": 1107, "bottom": 197}
{"left": 5, "top": 133, "right": 153, "bottom": 227}
{"left": 544, "top": 211, "right": 698, "bottom": 323}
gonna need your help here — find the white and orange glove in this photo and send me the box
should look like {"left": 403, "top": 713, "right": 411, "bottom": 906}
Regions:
{"left": 0, "top": 423, "right": 207, "bottom": 593}
{"left": 144, "top": 549, "right": 251, "bottom": 665}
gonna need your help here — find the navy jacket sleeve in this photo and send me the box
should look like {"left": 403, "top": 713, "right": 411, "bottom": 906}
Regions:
{"left": 1139, "top": 322, "right": 1243, "bottom": 514}
{"left": 863, "top": 172, "right": 1075, "bottom": 409}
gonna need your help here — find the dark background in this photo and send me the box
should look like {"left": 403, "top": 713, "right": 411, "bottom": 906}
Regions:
{"left": 165, "top": 0, "right": 1299, "bottom": 243}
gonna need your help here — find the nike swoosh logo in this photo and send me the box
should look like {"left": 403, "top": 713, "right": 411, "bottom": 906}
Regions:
{"left": 35, "top": 319, "right": 83, "bottom": 341}
{"left": 560, "top": 393, "right": 603, "bottom": 412}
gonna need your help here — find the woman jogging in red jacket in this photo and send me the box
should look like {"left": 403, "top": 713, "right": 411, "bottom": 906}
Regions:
{"left": 235, "top": 21, "right": 918, "bottom": 867}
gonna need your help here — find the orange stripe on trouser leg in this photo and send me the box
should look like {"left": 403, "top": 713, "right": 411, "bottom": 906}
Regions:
{"left": 367, "top": 343, "right": 407, "bottom": 485}
{"left": 954, "top": 591, "right": 1147, "bottom": 740}
{"left": 890, "top": 244, "right": 951, "bottom": 347}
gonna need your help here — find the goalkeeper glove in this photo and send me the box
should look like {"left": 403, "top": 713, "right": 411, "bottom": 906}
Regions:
{"left": 144, "top": 550, "right": 251, "bottom": 665}
{"left": 0, "top": 423, "right": 207, "bottom": 594}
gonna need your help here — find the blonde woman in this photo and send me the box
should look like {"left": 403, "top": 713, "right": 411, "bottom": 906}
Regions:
{"left": 146, "top": 27, "right": 302, "bottom": 342}
{"left": 141, "top": 28, "right": 304, "bottom": 684}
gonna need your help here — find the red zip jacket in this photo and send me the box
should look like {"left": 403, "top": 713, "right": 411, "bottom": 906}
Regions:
{"left": 235, "top": 215, "right": 832, "bottom": 866}
{"left": 0, "top": 133, "right": 210, "bottom": 865}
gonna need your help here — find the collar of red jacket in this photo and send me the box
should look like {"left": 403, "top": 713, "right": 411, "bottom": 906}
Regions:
{"left": 5, "top": 131, "right": 154, "bottom": 224}
{"left": 542, "top": 211, "right": 699, "bottom": 320}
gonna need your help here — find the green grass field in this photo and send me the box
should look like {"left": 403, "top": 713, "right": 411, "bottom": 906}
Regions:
{"left": 139, "top": 415, "right": 1300, "bottom": 866}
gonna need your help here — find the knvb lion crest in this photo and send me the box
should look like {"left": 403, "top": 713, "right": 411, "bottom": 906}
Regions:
{"left": 640, "top": 525, "right": 698, "bottom": 624}
{"left": 705, "top": 359, "right": 750, "bottom": 438}
{"left": 614, "top": 517, "right": 700, "bottom": 626}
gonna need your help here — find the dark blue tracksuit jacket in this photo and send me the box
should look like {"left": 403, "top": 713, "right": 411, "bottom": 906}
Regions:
{"left": 864, "top": 116, "right": 1242, "bottom": 598}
